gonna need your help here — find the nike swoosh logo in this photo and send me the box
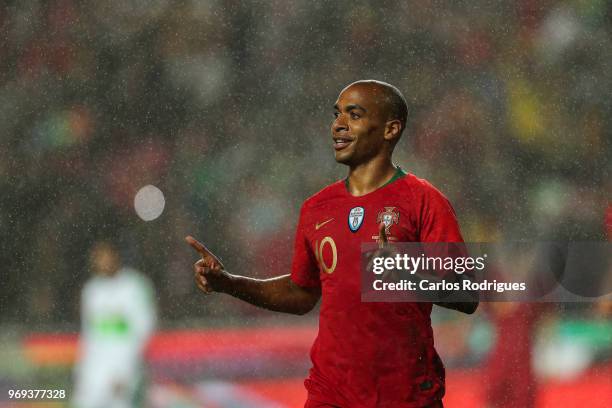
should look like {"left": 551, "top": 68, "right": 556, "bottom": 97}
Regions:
{"left": 315, "top": 218, "right": 334, "bottom": 230}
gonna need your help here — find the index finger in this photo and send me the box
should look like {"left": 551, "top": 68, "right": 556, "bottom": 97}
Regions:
{"left": 185, "top": 235, "right": 224, "bottom": 267}
{"left": 185, "top": 235, "right": 208, "bottom": 255}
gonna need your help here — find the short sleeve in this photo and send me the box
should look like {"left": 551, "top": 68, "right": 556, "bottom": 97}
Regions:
{"left": 290, "top": 204, "right": 321, "bottom": 288}
{"left": 419, "top": 184, "right": 473, "bottom": 286}
{"left": 419, "top": 185, "right": 464, "bottom": 243}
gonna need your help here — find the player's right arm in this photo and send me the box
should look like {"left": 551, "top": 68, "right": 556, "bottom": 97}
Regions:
{"left": 186, "top": 236, "right": 321, "bottom": 315}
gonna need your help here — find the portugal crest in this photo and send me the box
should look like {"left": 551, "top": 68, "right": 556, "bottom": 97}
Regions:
{"left": 377, "top": 207, "right": 400, "bottom": 234}
{"left": 348, "top": 206, "right": 365, "bottom": 232}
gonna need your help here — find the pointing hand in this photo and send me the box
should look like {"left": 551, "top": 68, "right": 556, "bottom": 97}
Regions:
{"left": 185, "top": 235, "right": 228, "bottom": 294}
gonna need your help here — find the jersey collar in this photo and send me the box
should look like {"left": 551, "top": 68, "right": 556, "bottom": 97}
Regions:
{"left": 344, "top": 166, "right": 407, "bottom": 193}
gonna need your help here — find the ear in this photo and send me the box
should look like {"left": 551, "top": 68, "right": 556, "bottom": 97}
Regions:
{"left": 384, "top": 119, "right": 402, "bottom": 144}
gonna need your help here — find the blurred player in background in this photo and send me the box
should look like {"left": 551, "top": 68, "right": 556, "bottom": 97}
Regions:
{"left": 187, "top": 80, "right": 477, "bottom": 407}
{"left": 72, "top": 241, "right": 156, "bottom": 408}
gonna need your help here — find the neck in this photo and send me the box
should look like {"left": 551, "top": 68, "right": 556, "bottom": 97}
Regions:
{"left": 346, "top": 156, "right": 396, "bottom": 196}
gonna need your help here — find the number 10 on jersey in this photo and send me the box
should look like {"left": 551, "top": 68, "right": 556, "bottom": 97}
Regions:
{"left": 315, "top": 236, "right": 337, "bottom": 274}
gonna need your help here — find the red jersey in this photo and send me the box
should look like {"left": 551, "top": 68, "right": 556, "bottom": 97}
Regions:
{"left": 291, "top": 170, "right": 464, "bottom": 408}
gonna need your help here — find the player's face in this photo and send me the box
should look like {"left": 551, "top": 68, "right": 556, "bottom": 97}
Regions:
{"left": 90, "top": 243, "right": 119, "bottom": 276}
{"left": 332, "top": 84, "right": 388, "bottom": 166}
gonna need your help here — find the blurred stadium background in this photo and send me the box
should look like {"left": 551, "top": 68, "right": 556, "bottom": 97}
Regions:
{"left": 0, "top": 0, "right": 611, "bottom": 407}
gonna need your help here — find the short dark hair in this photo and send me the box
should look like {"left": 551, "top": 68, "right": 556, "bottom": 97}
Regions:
{"left": 347, "top": 80, "right": 408, "bottom": 133}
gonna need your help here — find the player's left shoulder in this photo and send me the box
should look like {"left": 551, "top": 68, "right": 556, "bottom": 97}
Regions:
{"left": 400, "top": 173, "right": 453, "bottom": 203}
{"left": 119, "top": 267, "right": 153, "bottom": 288}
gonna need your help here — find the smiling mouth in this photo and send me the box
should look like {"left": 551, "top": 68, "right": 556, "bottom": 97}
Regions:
{"left": 333, "top": 137, "right": 353, "bottom": 151}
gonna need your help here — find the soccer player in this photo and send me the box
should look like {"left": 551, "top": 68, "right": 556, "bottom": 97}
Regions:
{"left": 73, "top": 241, "right": 156, "bottom": 408}
{"left": 186, "top": 80, "right": 477, "bottom": 407}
